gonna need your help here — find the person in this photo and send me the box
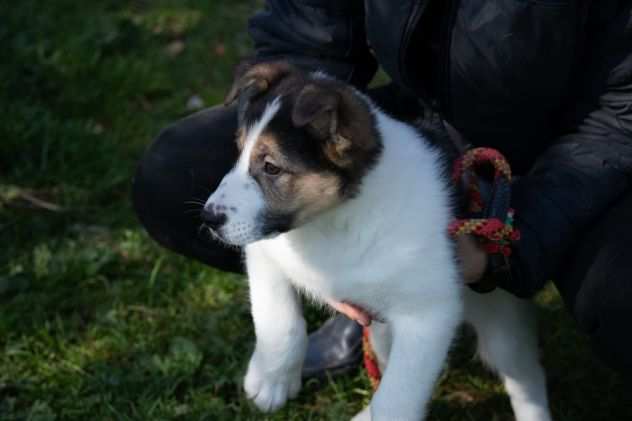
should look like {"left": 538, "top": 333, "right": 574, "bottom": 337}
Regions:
{"left": 132, "top": 0, "right": 632, "bottom": 379}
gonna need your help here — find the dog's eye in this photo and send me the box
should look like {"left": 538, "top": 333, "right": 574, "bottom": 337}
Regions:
{"left": 263, "top": 161, "right": 281, "bottom": 176}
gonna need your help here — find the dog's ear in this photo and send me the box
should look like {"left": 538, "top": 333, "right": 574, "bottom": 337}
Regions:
{"left": 225, "top": 61, "right": 293, "bottom": 125}
{"left": 224, "top": 61, "right": 292, "bottom": 107}
{"left": 291, "top": 83, "right": 353, "bottom": 166}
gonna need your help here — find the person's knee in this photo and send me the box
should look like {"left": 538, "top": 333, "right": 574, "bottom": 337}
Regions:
{"left": 580, "top": 264, "right": 632, "bottom": 377}
{"left": 132, "top": 124, "right": 188, "bottom": 251}
{"left": 560, "top": 268, "right": 632, "bottom": 377}
{"left": 570, "top": 238, "right": 632, "bottom": 376}
{"left": 133, "top": 122, "right": 183, "bottom": 209}
{"left": 132, "top": 106, "right": 239, "bottom": 253}
{"left": 558, "top": 192, "right": 632, "bottom": 376}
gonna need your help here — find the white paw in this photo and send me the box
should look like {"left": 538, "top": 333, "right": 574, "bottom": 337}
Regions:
{"left": 351, "top": 406, "right": 372, "bottom": 421}
{"left": 244, "top": 351, "right": 302, "bottom": 412}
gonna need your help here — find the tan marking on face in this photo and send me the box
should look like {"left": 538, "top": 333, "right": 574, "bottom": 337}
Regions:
{"left": 289, "top": 172, "right": 342, "bottom": 224}
{"left": 249, "top": 133, "right": 282, "bottom": 169}
{"left": 248, "top": 132, "right": 344, "bottom": 227}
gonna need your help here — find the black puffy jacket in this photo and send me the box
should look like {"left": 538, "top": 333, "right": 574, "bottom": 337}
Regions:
{"left": 248, "top": 0, "right": 632, "bottom": 297}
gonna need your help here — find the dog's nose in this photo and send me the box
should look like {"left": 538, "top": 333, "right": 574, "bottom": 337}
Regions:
{"left": 200, "top": 207, "right": 227, "bottom": 230}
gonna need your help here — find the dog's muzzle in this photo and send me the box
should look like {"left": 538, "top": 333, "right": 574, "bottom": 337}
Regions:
{"left": 200, "top": 206, "right": 227, "bottom": 231}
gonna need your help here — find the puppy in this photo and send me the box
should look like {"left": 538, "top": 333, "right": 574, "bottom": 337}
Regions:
{"left": 202, "top": 62, "right": 551, "bottom": 421}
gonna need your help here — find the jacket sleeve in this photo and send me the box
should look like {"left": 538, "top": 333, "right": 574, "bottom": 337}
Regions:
{"left": 247, "top": 0, "right": 377, "bottom": 88}
{"left": 505, "top": 1, "right": 632, "bottom": 297}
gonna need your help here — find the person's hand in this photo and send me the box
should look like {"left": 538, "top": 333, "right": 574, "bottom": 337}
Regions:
{"left": 454, "top": 234, "right": 488, "bottom": 283}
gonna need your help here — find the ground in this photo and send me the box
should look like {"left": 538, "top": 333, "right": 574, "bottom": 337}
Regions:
{"left": 1, "top": 1, "right": 629, "bottom": 420}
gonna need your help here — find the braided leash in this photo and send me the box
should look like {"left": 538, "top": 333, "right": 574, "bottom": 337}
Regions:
{"left": 362, "top": 329, "right": 382, "bottom": 390}
{"left": 362, "top": 147, "right": 520, "bottom": 389}
{"left": 448, "top": 147, "right": 520, "bottom": 256}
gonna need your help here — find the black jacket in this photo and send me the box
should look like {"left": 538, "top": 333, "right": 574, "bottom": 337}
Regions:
{"left": 248, "top": 0, "right": 632, "bottom": 297}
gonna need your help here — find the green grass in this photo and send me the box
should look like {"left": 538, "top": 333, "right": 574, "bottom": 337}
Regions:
{"left": 1, "top": 1, "right": 629, "bottom": 420}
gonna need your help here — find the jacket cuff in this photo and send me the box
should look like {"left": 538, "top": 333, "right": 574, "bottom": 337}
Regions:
{"left": 503, "top": 176, "right": 572, "bottom": 298}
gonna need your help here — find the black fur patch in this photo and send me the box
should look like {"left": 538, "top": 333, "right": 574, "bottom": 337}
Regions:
{"left": 257, "top": 212, "right": 294, "bottom": 237}
{"left": 232, "top": 63, "right": 384, "bottom": 232}
{"left": 242, "top": 71, "right": 383, "bottom": 202}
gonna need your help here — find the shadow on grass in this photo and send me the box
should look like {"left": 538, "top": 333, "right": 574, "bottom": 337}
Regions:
{"left": 426, "top": 286, "right": 631, "bottom": 421}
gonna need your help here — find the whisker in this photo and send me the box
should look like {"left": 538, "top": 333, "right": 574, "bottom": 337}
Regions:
{"left": 196, "top": 223, "right": 241, "bottom": 251}
{"left": 197, "top": 224, "right": 209, "bottom": 238}
{"left": 184, "top": 200, "right": 206, "bottom": 206}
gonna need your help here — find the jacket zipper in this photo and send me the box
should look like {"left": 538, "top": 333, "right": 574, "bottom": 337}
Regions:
{"left": 438, "top": 0, "right": 458, "bottom": 121}
{"left": 399, "top": 0, "right": 430, "bottom": 91}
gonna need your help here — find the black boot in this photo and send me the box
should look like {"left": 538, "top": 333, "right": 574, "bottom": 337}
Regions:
{"left": 301, "top": 314, "right": 363, "bottom": 379}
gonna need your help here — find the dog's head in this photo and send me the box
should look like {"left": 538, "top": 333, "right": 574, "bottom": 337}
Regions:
{"left": 202, "top": 62, "right": 382, "bottom": 246}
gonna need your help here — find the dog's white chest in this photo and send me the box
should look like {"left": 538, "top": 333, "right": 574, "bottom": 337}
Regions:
{"left": 249, "top": 224, "right": 425, "bottom": 317}
{"left": 254, "top": 235, "right": 352, "bottom": 302}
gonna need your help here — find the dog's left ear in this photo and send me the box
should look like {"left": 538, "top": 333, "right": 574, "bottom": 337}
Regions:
{"left": 225, "top": 61, "right": 293, "bottom": 125}
{"left": 291, "top": 83, "right": 354, "bottom": 167}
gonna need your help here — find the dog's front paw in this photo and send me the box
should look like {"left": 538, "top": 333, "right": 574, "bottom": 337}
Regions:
{"left": 244, "top": 351, "right": 302, "bottom": 412}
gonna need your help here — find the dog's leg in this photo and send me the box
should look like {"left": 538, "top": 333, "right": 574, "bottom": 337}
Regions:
{"left": 369, "top": 321, "right": 392, "bottom": 373}
{"left": 464, "top": 289, "right": 552, "bottom": 421}
{"left": 366, "top": 301, "right": 462, "bottom": 421}
{"left": 243, "top": 244, "right": 307, "bottom": 412}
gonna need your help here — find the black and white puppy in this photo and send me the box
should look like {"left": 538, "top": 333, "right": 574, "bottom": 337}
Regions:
{"left": 202, "top": 62, "right": 551, "bottom": 421}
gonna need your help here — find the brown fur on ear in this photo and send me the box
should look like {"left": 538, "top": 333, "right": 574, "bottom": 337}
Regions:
{"left": 291, "top": 84, "right": 338, "bottom": 130}
{"left": 292, "top": 83, "right": 362, "bottom": 168}
{"left": 224, "top": 61, "right": 294, "bottom": 106}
